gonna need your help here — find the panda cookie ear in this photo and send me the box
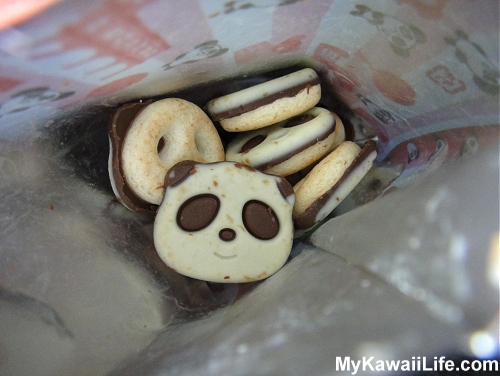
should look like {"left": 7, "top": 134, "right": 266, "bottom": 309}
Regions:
{"left": 276, "top": 176, "right": 294, "bottom": 201}
{"left": 165, "top": 160, "right": 198, "bottom": 188}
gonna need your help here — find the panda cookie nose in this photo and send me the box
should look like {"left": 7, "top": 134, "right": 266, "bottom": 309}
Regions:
{"left": 219, "top": 228, "right": 236, "bottom": 241}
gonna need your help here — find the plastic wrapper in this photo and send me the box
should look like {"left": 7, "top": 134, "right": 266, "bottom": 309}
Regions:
{"left": 0, "top": 1, "right": 498, "bottom": 375}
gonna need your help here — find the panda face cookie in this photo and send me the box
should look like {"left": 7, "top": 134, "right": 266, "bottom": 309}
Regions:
{"left": 154, "top": 161, "right": 295, "bottom": 283}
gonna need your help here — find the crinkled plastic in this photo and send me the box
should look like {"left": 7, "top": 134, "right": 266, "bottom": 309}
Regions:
{"left": 0, "top": 1, "right": 498, "bottom": 375}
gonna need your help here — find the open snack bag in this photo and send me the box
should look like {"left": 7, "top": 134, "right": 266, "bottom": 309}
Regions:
{"left": 0, "top": 1, "right": 498, "bottom": 375}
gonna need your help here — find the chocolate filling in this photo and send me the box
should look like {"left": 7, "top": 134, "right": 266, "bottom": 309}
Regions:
{"left": 240, "top": 114, "right": 316, "bottom": 154}
{"left": 251, "top": 113, "right": 336, "bottom": 170}
{"left": 241, "top": 134, "right": 266, "bottom": 153}
{"left": 108, "top": 101, "right": 157, "bottom": 212}
{"left": 282, "top": 114, "right": 315, "bottom": 128}
{"left": 294, "top": 140, "right": 377, "bottom": 229}
{"left": 210, "top": 76, "right": 320, "bottom": 121}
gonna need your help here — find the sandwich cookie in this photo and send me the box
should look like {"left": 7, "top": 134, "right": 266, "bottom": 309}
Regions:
{"left": 293, "top": 140, "right": 377, "bottom": 229}
{"left": 206, "top": 68, "right": 321, "bottom": 132}
{"left": 225, "top": 107, "right": 345, "bottom": 177}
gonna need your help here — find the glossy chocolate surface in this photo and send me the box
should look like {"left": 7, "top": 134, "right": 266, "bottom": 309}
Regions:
{"left": 242, "top": 200, "right": 280, "bottom": 240}
{"left": 108, "top": 101, "right": 157, "bottom": 212}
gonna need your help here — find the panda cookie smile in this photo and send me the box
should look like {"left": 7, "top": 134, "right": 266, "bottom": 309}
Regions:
{"left": 213, "top": 252, "right": 237, "bottom": 260}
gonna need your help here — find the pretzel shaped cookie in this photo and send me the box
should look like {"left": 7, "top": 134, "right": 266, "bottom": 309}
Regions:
{"left": 206, "top": 68, "right": 321, "bottom": 132}
{"left": 293, "top": 140, "right": 377, "bottom": 229}
{"left": 109, "top": 98, "right": 224, "bottom": 209}
{"left": 225, "top": 107, "right": 345, "bottom": 177}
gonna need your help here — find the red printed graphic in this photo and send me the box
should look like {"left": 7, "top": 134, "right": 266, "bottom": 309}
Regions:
{"left": 396, "top": 0, "right": 449, "bottom": 20}
{"left": 426, "top": 65, "right": 466, "bottom": 94}
{"left": 386, "top": 125, "right": 499, "bottom": 167}
{"left": 232, "top": 1, "right": 330, "bottom": 65}
{"left": 313, "top": 43, "right": 360, "bottom": 93}
{"left": 29, "top": 0, "right": 169, "bottom": 80}
{"left": 85, "top": 73, "right": 148, "bottom": 99}
{"left": 234, "top": 35, "right": 305, "bottom": 65}
{"left": 372, "top": 69, "right": 416, "bottom": 106}
{"left": 0, "top": 76, "right": 23, "bottom": 92}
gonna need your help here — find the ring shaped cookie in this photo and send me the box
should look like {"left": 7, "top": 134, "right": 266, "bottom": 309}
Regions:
{"left": 206, "top": 68, "right": 321, "bottom": 132}
{"left": 121, "top": 98, "right": 224, "bottom": 205}
{"left": 293, "top": 140, "right": 377, "bottom": 229}
{"left": 226, "top": 107, "right": 345, "bottom": 177}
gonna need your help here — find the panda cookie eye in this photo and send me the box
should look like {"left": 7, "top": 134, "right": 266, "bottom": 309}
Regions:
{"left": 177, "top": 194, "right": 220, "bottom": 231}
{"left": 242, "top": 200, "right": 280, "bottom": 240}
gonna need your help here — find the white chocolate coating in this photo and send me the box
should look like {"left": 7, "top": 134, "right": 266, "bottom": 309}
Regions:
{"left": 293, "top": 141, "right": 377, "bottom": 225}
{"left": 206, "top": 68, "right": 321, "bottom": 132}
{"left": 226, "top": 108, "right": 345, "bottom": 177}
{"left": 121, "top": 98, "right": 224, "bottom": 205}
{"left": 154, "top": 162, "right": 295, "bottom": 283}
